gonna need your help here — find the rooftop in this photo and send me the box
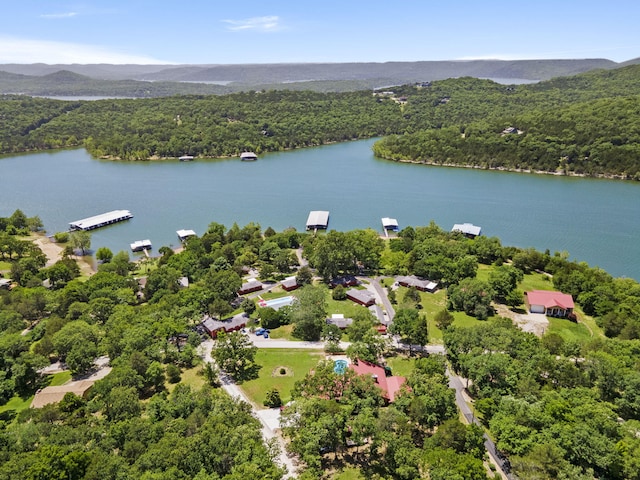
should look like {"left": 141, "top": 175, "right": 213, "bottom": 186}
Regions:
{"left": 69, "top": 210, "right": 132, "bottom": 231}
{"left": 452, "top": 223, "right": 482, "bottom": 237}
{"left": 526, "top": 290, "right": 575, "bottom": 309}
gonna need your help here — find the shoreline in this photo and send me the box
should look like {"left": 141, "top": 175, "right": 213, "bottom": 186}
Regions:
{"left": 31, "top": 233, "right": 96, "bottom": 276}
{"left": 384, "top": 157, "right": 636, "bottom": 181}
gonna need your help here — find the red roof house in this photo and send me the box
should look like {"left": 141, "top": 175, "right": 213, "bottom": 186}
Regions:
{"left": 349, "top": 360, "right": 407, "bottom": 403}
{"left": 525, "top": 290, "right": 575, "bottom": 317}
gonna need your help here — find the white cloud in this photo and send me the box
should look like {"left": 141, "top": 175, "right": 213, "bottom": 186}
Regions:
{"left": 223, "top": 15, "right": 281, "bottom": 32}
{"left": 40, "top": 12, "right": 78, "bottom": 19}
{"left": 0, "top": 36, "right": 171, "bottom": 64}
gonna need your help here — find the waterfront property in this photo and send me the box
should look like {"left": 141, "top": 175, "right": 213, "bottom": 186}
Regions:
{"left": 306, "top": 210, "right": 330, "bottom": 230}
{"left": 526, "top": 290, "right": 575, "bottom": 317}
{"left": 176, "top": 229, "right": 197, "bottom": 242}
{"left": 130, "top": 239, "right": 152, "bottom": 252}
{"left": 240, "top": 152, "right": 258, "bottom": 161}
{"left": 397, "top": 275, "right": 438, "bottom": 292}
{"left": 451, "top": 222, "right": 482, "bottom": 238}
{"left": 346, "top": 288, "right": 376, "bottom": 307}
{"left": 69, "top": 210, "right": 133, "bottom": 231}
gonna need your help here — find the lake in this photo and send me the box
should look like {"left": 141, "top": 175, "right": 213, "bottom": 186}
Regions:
{"left": 1, "top": 139, "right": 639, "bottom": 280}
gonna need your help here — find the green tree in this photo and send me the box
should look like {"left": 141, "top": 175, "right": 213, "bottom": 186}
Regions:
{"left": 291, "top": 284, "right": 328, "bottom": 341}
{"left": 447, "top": 278, "right": 494, "bottom": 319}
{"left": 264, "top": 388, "right": 282, "bottom": 408}
{"left": 95, "top": 247, "right": 113, "bottom": 263}
{"left": 211, "top": 331, "right": 259, "bottom": 381}
{"left": 434, "top": 308, "right": 454, "bottom": 330}
{"left": 389, "top": 308, "right": 428, "bottom": 355}
{"left": 69, "top": 230, "right": 91, "bottom": 256}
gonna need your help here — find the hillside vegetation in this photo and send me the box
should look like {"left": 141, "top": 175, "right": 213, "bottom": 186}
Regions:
{"left": 1, "top": 64, "right": 640, "bottom": 177}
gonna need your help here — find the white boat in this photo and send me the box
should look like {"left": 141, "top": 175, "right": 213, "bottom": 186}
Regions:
{"left": 179, "top": 155, "right": 194, "bottom": 162}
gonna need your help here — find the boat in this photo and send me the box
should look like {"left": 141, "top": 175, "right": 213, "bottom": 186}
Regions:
{"left": 179, "top": 155, "right": 194, "bottom": 162}
{"left": 240, "top": 152, "right": 258, "bottom": 161}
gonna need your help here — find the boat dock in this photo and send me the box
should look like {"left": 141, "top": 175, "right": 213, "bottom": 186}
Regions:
{"left": 130, "top": 239, "right": 152, "bottom": 252}
{"left": 306, "top": 210, "right": 330, "bottom": 231}
{"left": 69, "top": 210, "right": 133, "bottom": 231}
{"left": 452, "top": 223, "right": 482, "bottom": 238}
{"left": 381, "top": 217, "right": 399, "bottom": 237}
{"left": 240, "top": 152, "right": 258, "bottom": 161}
{"left": 177, "top": 229, "right": 197, "bottom": 242}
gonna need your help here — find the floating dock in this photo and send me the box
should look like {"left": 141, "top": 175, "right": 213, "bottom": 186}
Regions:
{"left": 69, "top": 210, "right": 133, "bottom": 231}
{"left": 130, "top": 239, "right": 152, "bottom": 252}
{"left": 381, "top": 217, "right": 399, "bottom": 237}
{"left": 452, "top": 223, "right": 482, "bottom": 238}
{"left": 177, "top": 229, "right": 197, "bottom": 242}
{"left": 240, "top": 152, "right": 258, "bottom": 161}
{"left": 306, "top": 210, "right": 330, "bottom": 231}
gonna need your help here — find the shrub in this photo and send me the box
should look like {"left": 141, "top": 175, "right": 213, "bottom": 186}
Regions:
{"left": 264, "top": 388, "right": 282, "bottom": 408}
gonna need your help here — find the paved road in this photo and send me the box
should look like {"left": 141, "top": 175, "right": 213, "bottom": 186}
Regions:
{"left": 367, "top": 276, "right": 396, "bottom": 321}
{"left": 199, "top": 340, "right": 298, "bottom": 479}
{"left": 447, "top": 368, "right": 513, "bottom": 479}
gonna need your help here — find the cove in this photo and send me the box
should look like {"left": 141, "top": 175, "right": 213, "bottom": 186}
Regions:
{"left": 1, "top": 138, "right": 639, "bottom": 280}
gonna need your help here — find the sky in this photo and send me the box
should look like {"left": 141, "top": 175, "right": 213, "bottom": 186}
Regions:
{"left": 1, "top": 1, "right": 639, "bottom": 65}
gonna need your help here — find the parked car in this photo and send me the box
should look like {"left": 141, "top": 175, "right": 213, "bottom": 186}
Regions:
{"left": 255, "top": 328, "right": 265, "bottom": 336}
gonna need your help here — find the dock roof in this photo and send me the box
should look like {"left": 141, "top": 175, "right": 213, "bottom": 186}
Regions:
{"left": 381, "top": 217, "right": 399, "bottom": 229}
{"left": 306, "top": 210, "right": 330, "bottom": 229}
{"left": 452, "top": 223, "right": 482, "bottom": 237}
{"left": 69, "top": 210, "right": 132, "bottom": 231}
{"left": 177, "top": 229, "right": 196, "bottom": 240}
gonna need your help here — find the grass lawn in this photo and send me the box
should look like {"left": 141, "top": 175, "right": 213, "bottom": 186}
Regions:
{"left": 166, "top": 365, "right": 206, "bottom": 393}
{"left": 48, "top": 371, "right": 72, "bottom": 386}
{"left": 0, "top": 260, "right": 12, "bottom": 272}
{"left": 0, "top": 371, "right": 73, "bottom": 414}
{"left": 268, "top": 324, "right": 296, "bottom": 341}
{"left": 385, "top": 355, "right": 415, "bottom": 377}
{"left": 547, "top": 317, "right": 594, "bottom": 343}
{"left": 332, "top": 467, "right": 366, "bottom": 480}
{"left": 240, "top": 348, "right": 325, "bottom": 407}
{"left": 519, "top": 272, "right": 555, "bottom": 292}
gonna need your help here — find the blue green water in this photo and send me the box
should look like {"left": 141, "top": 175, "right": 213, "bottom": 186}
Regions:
{"left": 1, "top": 139, "right": 639, "bottom": 280}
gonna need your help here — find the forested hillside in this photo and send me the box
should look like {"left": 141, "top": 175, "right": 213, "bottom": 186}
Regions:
{"left": 2, "top": 64, "right": 640, "bottom": 177}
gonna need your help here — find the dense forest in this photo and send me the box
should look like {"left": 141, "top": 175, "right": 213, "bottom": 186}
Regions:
{"left": 2, "top": 64, "right": 640, "bottom": 176}
{"left": 2, "top": 208, "right": 640, "bottom": 478}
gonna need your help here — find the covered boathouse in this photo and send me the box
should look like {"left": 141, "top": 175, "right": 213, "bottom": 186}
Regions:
{"left": 381, "top": 217, "right": 399, "bottom": 232}
{"left": 177, "top": 229, "right": 197, "bottom": 242}
{"left": 69, "top": 210, "right": 133, "bottom": 231}
{"left": 306, "top": 210, "right": 330, "bottom": 230}
{"left": 451, "top": 223, "right": 482, "bottom": 238}
{"left": 240, "top": 152, "right": 258, "bottom": 161}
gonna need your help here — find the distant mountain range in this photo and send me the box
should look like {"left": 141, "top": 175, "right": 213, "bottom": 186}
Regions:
{"left": 1, "top": 58, "right": 639, "bottom": 97}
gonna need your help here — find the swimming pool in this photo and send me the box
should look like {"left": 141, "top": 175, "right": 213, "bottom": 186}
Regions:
{"left": 257, "top": 295, "right": 295, "bottom": 310}
{"left": 334, "top": 359, "right": 348, "bottom": 374}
